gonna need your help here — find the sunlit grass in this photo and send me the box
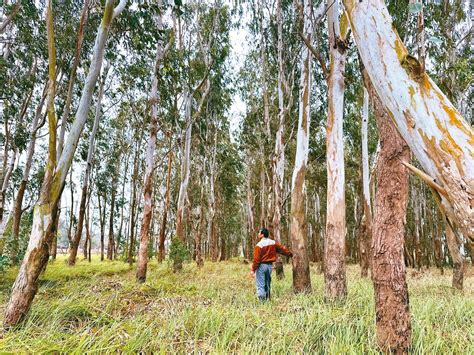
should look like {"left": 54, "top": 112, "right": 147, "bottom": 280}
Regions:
{"left": 0, "top": 256, "right": 472, "bottom": 353}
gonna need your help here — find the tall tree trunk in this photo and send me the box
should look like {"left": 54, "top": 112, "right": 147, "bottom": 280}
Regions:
{"left": 360, "top": 87, "right": 372, "bottom": 277}
{"left": 69, "top": 68, "right": 106, "bottom": 265}
{"left": 208, "top": 131, "right": 218, "bottom": 262}
{"left": 57, "top": 0, "right": 90, "bottom": 156}
{"left": 137, "top": 8, "right": 166, "bottom": 281}
{"left": 324, "top": 0, "right": 348, "bottom": 302}
{"left": 290, "top": 0, "right": 312, "bottom": 294}
{"left": 98, "top": 192, "right": 106, "bottom": 262}
{"left": 128, "top": 143, "right": 140, "bottom": 266}
{"left": 362, "top": 68, "right": 412, "bottom": 353}
{"left": 175, "top": 93, "right": 192, "bottom": 244}
{"left": 343, "top": 0, "right": 474, "bottom": 241}
{"left": 272, "top": 0, "right": 287, "bottom": 279}
{"left": 10, "top": 85, "right": 47, "bottom": 264}
{"left": 3, "top": 0, "right": 58, "bottom": 327}
{"left": 67, "top": 169, "right": 75, "bottom": 248}
{"left": 158, "top": 134, "right": 173, "bottom": 263}
{"left": 246, "top": 167, "right": 255, "bottom": 261}
{"left": 3, "top": 0, "right": 126, "bottom": 328}
{"left": 107, "top": 177, "right": 116, "bottom": 260}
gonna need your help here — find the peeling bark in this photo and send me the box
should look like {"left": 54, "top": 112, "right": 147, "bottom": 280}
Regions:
{"left": 137, "top": 7, "right": 166, "bottom": 281}
{"left": 290, "top": 0, "right": 312, "bottom": 294}
{"left": 3, "top": 0, "right": 126, "bottom": 328}
{"left": 324, "top": 0, "right": 348, "bottom": 302}
{"left": 158, "top": 134, "right": 173, "bottom": 263}
{"left": 344, "top": 0, "right": 474, "bottom": 241}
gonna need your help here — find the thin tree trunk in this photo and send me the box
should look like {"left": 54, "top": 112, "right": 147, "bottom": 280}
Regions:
{"left": 98, "top": 192, "right": 106, "bottom": 262}
{"left": 107, "top": 177, "right": 116, "bottom": 260}
{"left": 68, "top": 68, "right": 106, "bottom": 265}
{"left": 175, "top": 93, "right": 192, "bottom": 244}
{"left": 158, "top": 134, "right": 173, "bottom": 263}
{"left": 324, "top": 0, "right": 348, "bottom": 302}
{"left": 128, "top": 143, "right": 140, "bottom": 265}
{"left": 445, "top": 221, "right": 464, "bottom": 290}
{"left": 208, "top": 131, "right": 218, "bottom": 262}
{"left": 362, "top": 68, "right": 412, "bottom": 353}
{"left": 272, "top": 0, "right": 286, "bottom": 280}
{"left": 290, "top": 0, "right": 312, "bottom": 294}
{"left": 57, "top": 0, "right": 90, "bottom": 156}
{"left": 10, "top": 85, "right": 47, "bottom": 264}
{"left": 137, "top": 8, "right": 166, "bottom": 281}
{"left": 360, "top": 87, "right": 372, "bottom": 277}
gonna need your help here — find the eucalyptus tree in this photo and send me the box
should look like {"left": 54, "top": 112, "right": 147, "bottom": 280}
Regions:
{"left": 68, "top": 64, "right": 109, "bottom": 266}
{"left": 343, "top": 0, "right": 473, "bottom": 242}
{"left": 324, "top": 0, "right": 349, "bottom": 302}
{"left": 136, "top": 0, "right": 173, "bottom": 282}
{"left": 4, "top": 0, "right": 127, "bottom": 328}
{"left": 359, "top": 87, "right": 372, "bottom": 277}
{"left": 289, "top": 0, "right": 312, "bottom": 293}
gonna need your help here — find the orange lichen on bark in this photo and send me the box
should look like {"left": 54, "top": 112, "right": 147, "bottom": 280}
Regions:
{"left": 442, "top": 103, "right": 474, "bottom": 144}
{"left": 403, "top": 110, "right": 416, "bottom": 130}
{"left": 394, "top": 38, "right": 408, "bottom": 61}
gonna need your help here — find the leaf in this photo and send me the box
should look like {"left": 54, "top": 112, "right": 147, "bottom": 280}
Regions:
{"left": 408, "top": 3, "right": 423, "bottom": 14}
{"left": 429, "top": 36, "right": 443, "bottom": 45}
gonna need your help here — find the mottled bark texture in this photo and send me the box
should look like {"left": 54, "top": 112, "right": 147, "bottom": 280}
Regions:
{"left": 290, "top": 0, "right": 312, "bottom": 294}
{"left": 344, "top": 0, "right": 473, "bottom": 242}
{"left": 324, "top": 0, "right": 348, "bottom": 302}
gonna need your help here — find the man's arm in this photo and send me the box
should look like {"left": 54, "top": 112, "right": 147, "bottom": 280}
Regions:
{"left": 251, "top": 246, "right": 261, "bottom": 272}
{"left": 276, "top": 243, "right": 293, "bottom": 257}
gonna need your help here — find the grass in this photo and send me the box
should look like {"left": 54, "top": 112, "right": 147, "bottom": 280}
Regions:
{"left": 0, "top": 256, "right": 473, "bottom": 353}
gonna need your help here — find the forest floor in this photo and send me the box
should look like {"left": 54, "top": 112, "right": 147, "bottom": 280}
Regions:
{"left": 0, "top": 257, "right": 473, "bottom": 353}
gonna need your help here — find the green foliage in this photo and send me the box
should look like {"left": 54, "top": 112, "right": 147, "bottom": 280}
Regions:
{"left": 0, "top": 259, "right": 472, "bottom": 353}
{"left": 0, "top": 255, "right": 11, "bottom": 273}
{"left": 168, "top": 237, "right": 190, "bottom": 269}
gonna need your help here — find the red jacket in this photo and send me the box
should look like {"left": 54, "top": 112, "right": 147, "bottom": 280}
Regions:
{"left": 252, "top": 237, "right": 293, "bottom": 272}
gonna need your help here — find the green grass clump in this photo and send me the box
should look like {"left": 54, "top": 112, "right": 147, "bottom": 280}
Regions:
{"left": 0, "top": 256, "right": 472, "bottom": 353}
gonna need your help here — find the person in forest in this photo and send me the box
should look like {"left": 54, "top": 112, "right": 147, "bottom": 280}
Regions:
{"left": 250, "top": 228, "right": 293, "bottom": 301}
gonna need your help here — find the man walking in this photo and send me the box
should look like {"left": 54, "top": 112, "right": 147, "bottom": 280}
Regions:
{"left": 250, "top": 228, "right": 293, "bottom": 301}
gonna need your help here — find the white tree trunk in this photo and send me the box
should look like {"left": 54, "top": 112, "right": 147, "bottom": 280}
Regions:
{"left": 175, "top": 92, "right": 192, "bottom": 243}
{"left": 324, "top": 0, "right": 348, "bottom": 301}
{"left": 273, "top": 0, "right": 285, "bottom": 245}
{"left": 360, "top": 87, "right": 372, "bottom": 277}
{"left": 289, "top": 0, "right": 312, "bottom": 293}
{"left": 343, "top": 0, "right": 474, "bottom": 240}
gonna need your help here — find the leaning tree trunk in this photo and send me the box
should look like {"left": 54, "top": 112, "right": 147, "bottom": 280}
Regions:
{"left": 137, "top": 10, "right": 166, "bottom": 281}
{"left": 3, "top": 0, "right": 126, "bottom": 328}
{"left": 362, "top": 68, "right": 412, "bottom": 353}
{"left": 289, "top": 0, "right": 312, "bottom": 294}
{"left": 343, "top": 0, "right": 474, "bottom": 241}
{"left": 360, "top": 87, "right": 372, "bottom": 277}
{"left": 4, "top": 0, "right": 58, "bottom": 327}
{"left": 68, "top": 68, "right": 106, "bottom": 266}
{"left": 324, "top": 0, "right": 348, "bottom": 302}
